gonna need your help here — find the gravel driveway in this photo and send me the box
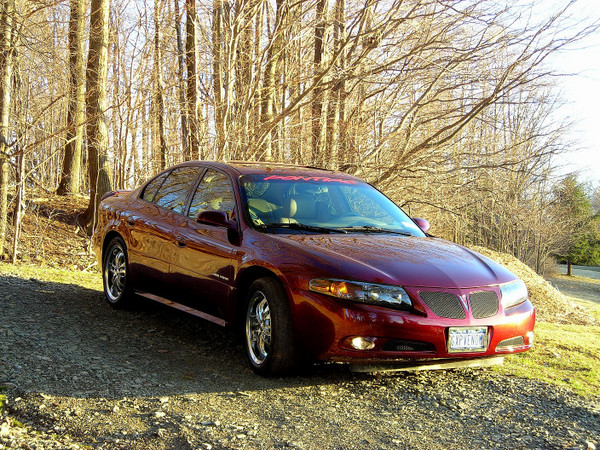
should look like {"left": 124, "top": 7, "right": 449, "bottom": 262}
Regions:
{"left": 1, "top": 274, "right": 599, "bottom": 449}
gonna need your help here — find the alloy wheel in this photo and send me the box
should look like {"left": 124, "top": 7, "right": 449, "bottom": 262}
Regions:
{"left": 246, "top": 291, "right": 272, "bottom": 365}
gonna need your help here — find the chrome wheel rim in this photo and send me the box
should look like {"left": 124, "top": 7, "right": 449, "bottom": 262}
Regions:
{"left": 105, "top": 244, "right": 127, "bottom": 303}
{"left": 246, "top": 291, "right": 272, "bottom": 365}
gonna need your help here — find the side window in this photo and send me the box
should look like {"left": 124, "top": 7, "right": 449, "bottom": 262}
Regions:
{"left": 141, "top": 172, "right": 169, "bottom": 203}
{"left": 152, "top": 166, "right": 202, "bottom": 214}
{"left": 188, "top": 169, "right": 236, "bottom": 219}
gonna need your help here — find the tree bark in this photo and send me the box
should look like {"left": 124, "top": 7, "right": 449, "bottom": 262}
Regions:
{"left": 311, "top": 0, "right": 328, "bottom": 166}
{"left": 154, "top": 0, "right": 167, "bottom": 170}
{"left": 11, "top": 147, "right": 23, "bottom": 262}
{"left": 174, "top": 0, "right": 189, "bottom": 159}
{"left": 186, "top": 0, "right": 200, "bottom": 159}
{"left": 58, "top": 0, "right": 86, "bottom": 195}
{"left": 0, "top": 0, "right": 15, "bottom": 258}
{"left": 81, "top": 0, "right": 113, "bottom": 235}
{"left": 212, "top": 0, "right": 224, "bottom": 156}
{"left": 261, "top": 0, "right": 286, "bottom": 161}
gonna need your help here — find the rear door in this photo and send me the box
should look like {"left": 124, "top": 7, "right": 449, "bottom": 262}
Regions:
{"left": 126, "top": 166, "right": 203, "bottom": 296}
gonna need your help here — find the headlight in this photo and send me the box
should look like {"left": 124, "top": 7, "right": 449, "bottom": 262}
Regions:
{"left": 309, "top": 279, "right": 412, "bottom": 310}
{"left": 500, "top": 279, "right": 528, "bottom": 309}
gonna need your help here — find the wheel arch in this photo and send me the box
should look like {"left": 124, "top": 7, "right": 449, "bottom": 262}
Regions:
{"left": 102, "top": 230, "right": 126, "bottom": 263}
{"left": 234, "top": 266, "right": 289, "bottom": 329}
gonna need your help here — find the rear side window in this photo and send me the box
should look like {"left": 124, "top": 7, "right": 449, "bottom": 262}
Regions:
{"left": 151, "top": 166, "right": 202, "bottom": 214}
{"left": 188, "top": 169, "right": 236, "bottom": 219}
{"left": 141, "top": 172, "right": 169, "bottom": 203}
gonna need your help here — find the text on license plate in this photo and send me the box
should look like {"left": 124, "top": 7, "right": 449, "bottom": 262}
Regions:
{"left": 448, "top": 327, "right": 488, "bottom": 353}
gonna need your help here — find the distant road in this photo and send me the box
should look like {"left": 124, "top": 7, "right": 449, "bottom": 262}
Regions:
{"left": 556, "top": 264, "right": 600, "bottom": 280}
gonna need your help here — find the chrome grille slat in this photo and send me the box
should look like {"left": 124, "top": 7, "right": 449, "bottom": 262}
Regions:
{"left": 418, "top": 291, "right": 466, "bottom": 319}
{"left": 469, "top": 291, "right": 499, "bottom": 318}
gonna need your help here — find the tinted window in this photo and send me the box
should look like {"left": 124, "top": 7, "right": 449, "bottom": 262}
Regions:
{"left": 188, "top": 169, "right": 236, "bottom": 219}
{"left": 141, "top": 172, "right": 169, "bottom": 203}
{"left": 153, "top": 166, "right": 201, "bottom": 213}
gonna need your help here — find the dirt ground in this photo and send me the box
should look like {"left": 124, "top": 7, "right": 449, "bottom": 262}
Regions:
{"left": 1, "top": 269, "right": 599, "bottom": 449}
{"left": 1, "top": 194, "right": 599, "bottom": 449}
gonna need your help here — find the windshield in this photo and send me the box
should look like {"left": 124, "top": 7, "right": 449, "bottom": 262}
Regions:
{"left": 239, "top": 174, "right": 426, "bottom": 237}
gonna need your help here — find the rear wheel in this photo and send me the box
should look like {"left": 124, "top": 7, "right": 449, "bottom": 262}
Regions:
{"left": 245, "top": 278, "right": 297, "bottom": 376}
{"left": 103, "top": 236, "right": 133, "bottom": 308}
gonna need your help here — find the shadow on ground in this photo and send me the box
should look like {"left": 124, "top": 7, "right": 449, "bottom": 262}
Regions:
{"left": 0, "top": 274, "right": 368, "bottom": 400}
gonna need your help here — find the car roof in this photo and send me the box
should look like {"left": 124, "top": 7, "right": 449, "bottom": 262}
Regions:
{"left": 173, "top": 160, "right": 362, "bottom": 182}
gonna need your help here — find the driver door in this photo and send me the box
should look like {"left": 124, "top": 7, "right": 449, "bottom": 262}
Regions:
{"left": 169, "top": 169, "right": 238, "bottom": 319}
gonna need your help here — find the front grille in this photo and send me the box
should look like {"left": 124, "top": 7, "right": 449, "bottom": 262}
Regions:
{"left": 469, "top": 291, "right": 499, "bottom": 318}
{"left": 382, "top": 340, "right": 435, "bottom": 352}
{"left": 418, "top": 291, "right": 466, "bottom": 319}
{"left": 496, "top": 336, "right": 524, "bottom": 350}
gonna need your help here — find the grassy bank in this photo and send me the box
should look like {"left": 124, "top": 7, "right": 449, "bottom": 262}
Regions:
{"left": 0, "top": 262, "right": 101, "bottom": 291}
{"left": 496, "top": 320, "right": 600, "bottom": 397}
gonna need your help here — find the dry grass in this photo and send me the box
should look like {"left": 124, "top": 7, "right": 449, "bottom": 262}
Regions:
{"left": 5, "top": 193, "right": 97, "bottom": 271}
{"left": 471, "top": 246, "right": 599, "bottom": 326}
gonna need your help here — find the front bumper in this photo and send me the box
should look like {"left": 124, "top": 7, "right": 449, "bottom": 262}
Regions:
{"left": 291, "top": 286, "right": 535, "bottom": 363}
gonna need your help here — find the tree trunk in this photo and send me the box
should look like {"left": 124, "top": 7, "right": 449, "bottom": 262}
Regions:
{"left": 567, "top": 260, "right": 572, "bottom": 277}
{"left": 330, "top": 0, "right": 346, "bottom": 169}
{"left": 11, "top": 147, "right": 23, "bottom": 263}
{"left": 81, "top": 0, "right": 113, "bottom": 235}
{"left": 154, "top": 0, "right": 167, "bottom": 170}
{"left": 186, "top": 0, "right": 200, "bottom": 159}
{"left": 174, "top": 0, "right": 189, "bottom": 159}
{"left": 261, "top": 0, "right": 286, "bottom": 161}
{"left": 212, "top": 0, "right": 224, "bottom": 156}
{"left": 0, "top": 0, "right": 15, "bottom": 258}
{"left": 58, "top": 0, "right": 86, "bottom": 195}
{"left": 311, "top": 0, "right": 328, "bottom": 165}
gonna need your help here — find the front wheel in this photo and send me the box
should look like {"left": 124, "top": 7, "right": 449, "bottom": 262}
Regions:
{"left": 102, "top": 236, "right": 133, "bottom": 308}
{"left": 245, "top": 278, "right": 298, "bottom": 376}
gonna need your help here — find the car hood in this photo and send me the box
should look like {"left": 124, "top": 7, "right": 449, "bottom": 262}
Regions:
{"left": 275, "top": 234, "right": 516, "bottom": 289}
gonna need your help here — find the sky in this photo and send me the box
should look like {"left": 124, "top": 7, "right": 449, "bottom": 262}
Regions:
{"left": 543, "top": 0, "right": 600, "bottom": 187}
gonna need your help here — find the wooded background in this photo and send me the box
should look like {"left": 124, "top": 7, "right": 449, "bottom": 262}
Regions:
{"left": 0, "top": 0, "right": 598, "bottom": 272}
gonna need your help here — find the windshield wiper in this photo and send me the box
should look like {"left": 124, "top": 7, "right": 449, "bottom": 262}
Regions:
{"left": 340, "top": 225, "right": 413, "bottom": 236}
{"left": 257, "top": 222, "right": 348, "bottom": 234}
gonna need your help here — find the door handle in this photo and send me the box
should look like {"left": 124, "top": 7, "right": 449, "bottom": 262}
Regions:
{"left": 174, "top": 235, "right": 187, "bottom": 248}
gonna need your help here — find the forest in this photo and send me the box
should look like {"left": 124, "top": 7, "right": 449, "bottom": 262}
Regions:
{"left": 0, "top": 0, "right": 598, "bottom": 272}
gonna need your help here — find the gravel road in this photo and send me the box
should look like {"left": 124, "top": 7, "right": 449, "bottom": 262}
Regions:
{"left": 1, "top": 274, "right": 600, "bottom": 449}
{"left": 551, "top": 265, "right": 600, "bottom": 305}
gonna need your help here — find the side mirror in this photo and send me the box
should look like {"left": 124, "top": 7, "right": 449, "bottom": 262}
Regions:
{"left": 196, "top": 210, "right": 237, "bottom": 230}
{"left": 412, "top": 217, "right": 430, "bottom": 233}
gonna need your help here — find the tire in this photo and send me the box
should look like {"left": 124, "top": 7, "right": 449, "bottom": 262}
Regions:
{"left": 245, "top": 278, "right": 298, "bottom": 376}
{"left": 102, "top": 236, "right": 133, "bottom": 308}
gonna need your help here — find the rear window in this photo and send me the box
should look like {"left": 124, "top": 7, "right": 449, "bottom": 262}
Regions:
{"left": 146, "top": 166, "right": 202, "bottom": 214}
{"left": 141, "top": 172, "right": 169, "bottom": 203}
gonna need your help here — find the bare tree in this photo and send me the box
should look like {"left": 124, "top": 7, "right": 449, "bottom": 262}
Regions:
{"left": 186, "top": 0, "right": 200, "bottom": 159}
{"left": 153, "top": 0, "right": 167, "bottom": 170}
{"left": 81, "top": 0, "right": 113, "bottom": 234}
{"left": 57, "top": 0, "right": 86, "bottom": 195}
{"left": 0, "top": 0, "right": 15, "bottom": 257}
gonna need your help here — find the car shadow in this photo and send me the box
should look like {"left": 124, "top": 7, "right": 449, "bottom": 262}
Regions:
{"left": 0, "top": 274, "right": 381, "bottom": 399}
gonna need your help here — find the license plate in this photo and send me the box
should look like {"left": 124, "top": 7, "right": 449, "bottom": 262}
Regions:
{"left": 448, "top": 327, "right": 488, "bottom": 353}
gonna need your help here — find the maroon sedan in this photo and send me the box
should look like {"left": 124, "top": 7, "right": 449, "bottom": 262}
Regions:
{"left": 93, "top": 161, "right": 534, "bottom": 376}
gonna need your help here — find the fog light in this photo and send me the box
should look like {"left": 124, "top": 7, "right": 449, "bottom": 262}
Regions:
{"left": 526, "top": 331, "right": 534, "bottom": 345}
{"left": 350, "top": 336, "right": 375, "bottom": 350}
